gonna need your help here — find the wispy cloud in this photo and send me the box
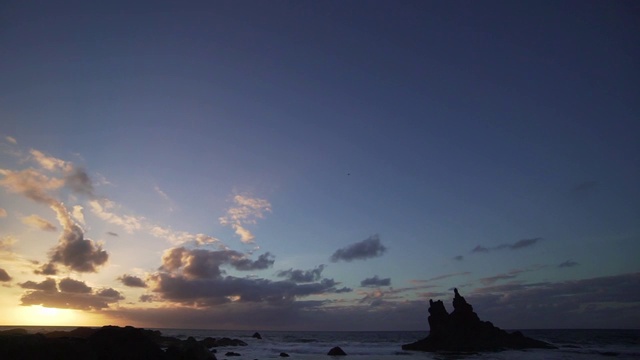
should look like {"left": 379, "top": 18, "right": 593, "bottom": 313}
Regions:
{"left": 0, "top": 208, "right": 7, "bottom": 217}
{"left": 149, "top": 225, "right": 223, "bottom": 247}
{"left": 219, "top": 195, "right": 271, "bottom": 244}
{"left": 330, "top": 235, "right": 387, "bottom": 262}
{"left": 472, "top": 237, "right": 542, "bottom": 253}
{"left": 411, "top": 271, "right": 471, "bottom": 284}
{"left": 21, "top": 214, "right": 57, "bottom": 231}
{"left": 559, "top": 260, "right": 579, "bottom": 268}
{"left": 0, "top": 168, "right": 65, "bottom": 203}
{"left": 153, "top": 185, "right": 174, "bottom": 211}
{"left": 5, "top": 136, "right": 17, "bottom": 145}
{"left": 64, "top": 167, "right": 95, "bottom": 197}
{"left": 154, "top": 186, "right": 171, "bottom": 201}
{"left": 478, "top": 266, "right": 545, "bottom": 286}
{"left": 72, "top": 205, "right": 85, "bottom": 225}
{"left": 89, "top": 199, "right": 143, "bottom": 234}
{"left": 29, "top": 149, "right": 72, "bottom": 172}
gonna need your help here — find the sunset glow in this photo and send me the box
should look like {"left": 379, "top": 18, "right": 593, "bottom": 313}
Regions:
{"left": 1, "top": 1, "right": 638, "bottom": 330}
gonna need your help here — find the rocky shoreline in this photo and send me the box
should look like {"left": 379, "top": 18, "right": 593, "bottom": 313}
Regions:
{"left": 0, "top": 325, "right": 239, "bottom": 360}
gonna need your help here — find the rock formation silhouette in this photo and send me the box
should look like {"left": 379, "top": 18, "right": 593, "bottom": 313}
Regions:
{"left": 402, "top": 289, "right": 555, "bottom": 352}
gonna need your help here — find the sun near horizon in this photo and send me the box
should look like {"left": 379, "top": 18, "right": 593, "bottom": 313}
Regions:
{"left": 1, "top": 305, "right": 109, "bottom": 327}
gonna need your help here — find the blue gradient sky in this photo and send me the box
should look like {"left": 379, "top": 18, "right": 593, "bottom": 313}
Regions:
{"left": 1, "top": 1, "right": 639, "bottom": 330}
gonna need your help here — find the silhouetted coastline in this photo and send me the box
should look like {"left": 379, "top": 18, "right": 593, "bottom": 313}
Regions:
{"left": 0, "top": 325, "right": 226, "bottom": 360}
{"left": 1, "top": 325, "right": 639, "bottom": 359}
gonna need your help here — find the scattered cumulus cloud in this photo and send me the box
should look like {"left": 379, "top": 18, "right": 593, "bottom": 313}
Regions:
{"left": 20, "top": 277, "right": 124, "bottom": 310}
{"left": 139, "top": 294, "right": 155, "bottom": 303}
{"left": 118, "top": 274, "right": 148, "bottom": 288}
{"left": 360, "top": 275, "right": 391, "bottom": 287}
{"left": 5, "top": 136, "right": 17, "bottom": 144}
{"left": 59, "top": 277, "right": 92, "bottom": 293}
{"left": 330, "top": 235, "right": 387, "bottom": 262}
{"left": 0, "top": 268, "right": 11, "bottom": 282}
{"left": 36, "top": 202, "right": 109, "bottom": 274}
{"left": 472, "top": 237, "right": 542, "bottom": 253}
{"left": 19, "top": 278, "right": 58, "bottom": 292}
{"left": 0, "top": 208, "right": 6, "bottom": 217}
{"left": 277, "top": 265, "right": 326, "bottom": 283}
{"left": 453, "top": 255, "right": 463, "bottom": 261}
{"left": 21, "top": 214, "right": 57, "bottom": 231}
{"left": 160, "top": 247, "right": 274, "bottom": 279}
{"left": 233, "top": 252, "right": 275, "bottom": 271}
{"left": 0, "top": 163, "right": 109, "bottom": 275}
{"left": 219, "top": 195, "right": 271, "bottom": 244}
{"left": 150, "top": 272, "right": 341, "bottom": 306}
{"left": 152, "top": 247, "right": 345, "bottom": 306}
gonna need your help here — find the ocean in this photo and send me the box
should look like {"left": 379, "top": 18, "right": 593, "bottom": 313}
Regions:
{"left": 1, "top": 327, "right": 639, "bottom": 359}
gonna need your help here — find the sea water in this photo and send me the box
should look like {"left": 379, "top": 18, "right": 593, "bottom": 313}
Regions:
{"left": 2, "top": 327, "right": 639, "bottom": 359}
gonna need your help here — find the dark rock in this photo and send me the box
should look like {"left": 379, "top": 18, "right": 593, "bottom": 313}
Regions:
{"left": 0, "top": 325, "right": 171, "bottom": 360}
{"left": 402, "top": 289, "right": 556, "bottom": 352}
{"left": 214, "top": 337, "right": 248, "bottom": 347}
{"left": 200, "top": 337, "right": 218, "bottom": 348}
{"left": 0, "top": 333, "right": 93, "bottom": 360}
{"left": 328, "top": 346, "right": 347, "bottom": 355}
{"left": 0, "top": 325, "right": 221, "bottom": 360}
{"left": 225, "top": 351, "right": 241, "bottom": 356}
{"left": 88, "top": 325, "right": 168, "bottom": 359}
{"left": 165, "top": 336, "right": 215, "bottom": 360}
{"left": 44, "top": 327, "right": 98, "bottom": 339}
{"left": 252, "top": 332, "right": 262, "bottom": 339}
{"left": 279, "top": 352, "right": 290, "bottom": 357}
{"left": 0, "top": 328, "right": 29, "bottom": 336}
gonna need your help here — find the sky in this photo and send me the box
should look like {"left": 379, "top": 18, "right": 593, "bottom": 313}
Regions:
{"left": 0, "top": 0, "right": 639, "bottom": 330}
